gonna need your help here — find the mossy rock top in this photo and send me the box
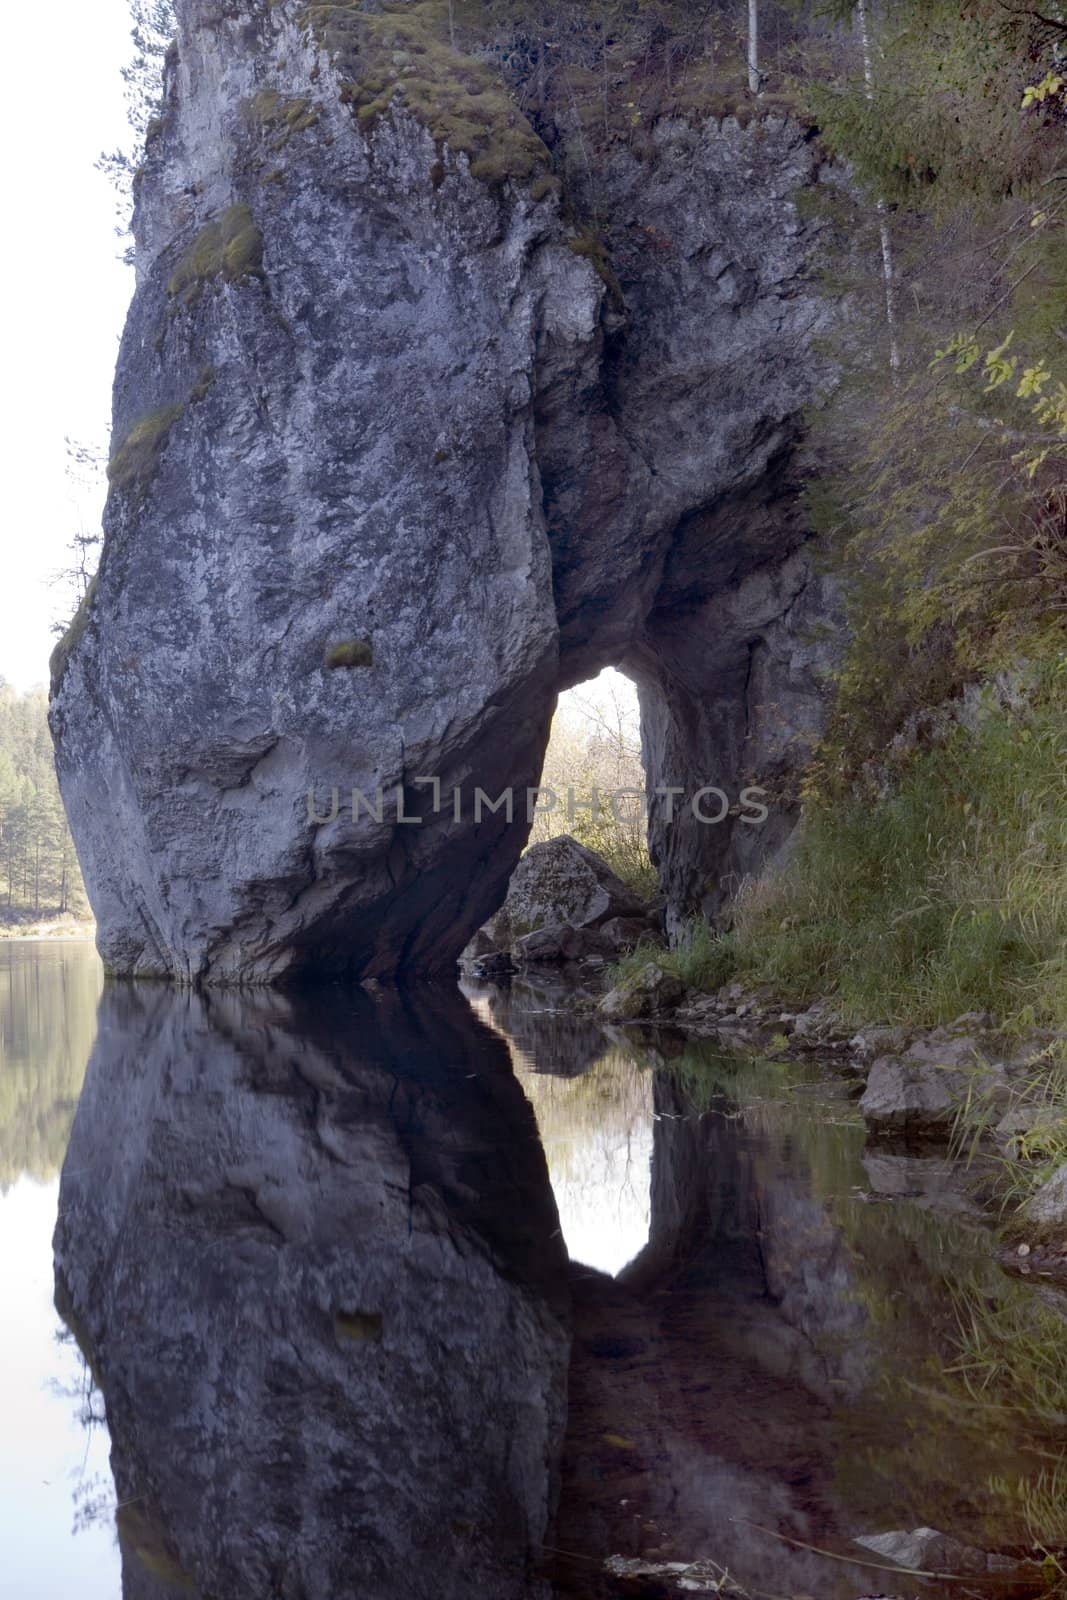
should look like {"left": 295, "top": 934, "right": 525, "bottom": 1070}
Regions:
{"left": 305, "top": 1, "right": 550, "bottom": 186}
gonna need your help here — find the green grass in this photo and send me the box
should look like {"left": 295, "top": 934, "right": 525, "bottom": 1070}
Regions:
{"left": 167, "top": 204, "right": 264, "bottom": 305}
{"left": 247, "top": 87, "right": 321, "bottom": 150}
{"left": 609, "top": 917, "right": 738, "bottom": 995}
{"left": 49, "top": 573, "right": 100, "bottom": 693}
{"left": 107, "top": 404, "right": 185, "bottom": 498}
{"left": 620, "top": 677, "right": 1067, "bottom": 1033}
{"left": 744, "top": 683, "right": 1067, "bottom": 1029}
{"left": 325, "top": 637, "right": 373, "bottom": 670}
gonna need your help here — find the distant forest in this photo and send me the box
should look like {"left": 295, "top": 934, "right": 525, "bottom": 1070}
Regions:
{"left": 0, "top": 683, "right": 87, "bottom": 923}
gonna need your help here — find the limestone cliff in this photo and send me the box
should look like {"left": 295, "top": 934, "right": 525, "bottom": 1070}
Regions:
{"left": 51, "top": 0, "right": 841, "bottom": 982}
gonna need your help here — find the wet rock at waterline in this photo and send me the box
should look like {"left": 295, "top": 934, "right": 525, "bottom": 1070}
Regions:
{"left": 600, "top": 961, "right": 686, "bottom": 1021}
{"left": 859, "top": 1035, "right": 1007, "bottom": 1141}
{"left": 854, "top": 1528, "right": 1026, "bottom": 1580}
{"left": 53, "top": 983, "right": 569, "bottom": 1600}
{"left": 49, "top": 0, "right": 841, "bottom": 984}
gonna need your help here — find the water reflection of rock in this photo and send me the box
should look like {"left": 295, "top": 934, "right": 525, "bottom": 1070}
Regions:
{"left": 464, "top": 975, "right": 610, "bottom": 1078}
{"left": 54, "top": 984, "right": 570, "bottom": 1600}
{"left": 551, "top": 1043, "right": 1055, "bottom": 1597}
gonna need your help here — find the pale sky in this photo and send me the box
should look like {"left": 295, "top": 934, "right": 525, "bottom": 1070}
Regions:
{"left": 1, "top": 0, "right": 134, "bottom": 692}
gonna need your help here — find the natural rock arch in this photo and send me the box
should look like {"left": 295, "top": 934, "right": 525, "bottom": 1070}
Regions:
{"left": 51, "top": 0, "right": 840, "bottom": 984}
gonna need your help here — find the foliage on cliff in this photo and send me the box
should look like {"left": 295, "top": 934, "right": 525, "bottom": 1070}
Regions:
{"left": 704, "top": 1, "right": 1067, "bottom": 1032}
{"left": 591, "top": 2, "right": 1067, "bottom": 1034}
{"left": 799, "top": 0, "right": 1067, "bottom": 758}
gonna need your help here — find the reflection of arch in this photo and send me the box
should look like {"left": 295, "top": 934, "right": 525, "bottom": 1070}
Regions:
{"left": 554, "top": 1064, "right": 882, "bottom": 1600}
{"left": 618, "top": 1073, "right": 765, "bottom": 1299}
{"left": 54, "top": 983, "right": 569, "bottom": 1600}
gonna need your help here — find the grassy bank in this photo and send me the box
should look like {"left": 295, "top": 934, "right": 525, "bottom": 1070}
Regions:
{"left": 620, "top": 673, "right": 1067, "bottom": 1030}
{"left": 611, "top": 677, "right": 1067, "bottom": 1206}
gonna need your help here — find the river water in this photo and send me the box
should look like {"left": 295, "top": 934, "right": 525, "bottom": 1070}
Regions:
{"left": 2, "top": 941, "right": 1064, "bottom": 1599}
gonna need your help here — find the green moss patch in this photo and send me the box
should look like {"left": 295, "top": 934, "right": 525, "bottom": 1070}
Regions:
{"left": 117, "top": 1505, "right": 195, "bottom": 1591}
{"left": 107, "top": 404, "right": 185, "bottom": 499}
{"left": 304, "top": 1, "right": 550, "bottom": 186}
{"left": 325, "top": 637, "right": 373, "bottom": 670}
{"left": 167, "top": 203, "right": 264, "bottom": 306}
{"left": 334, "top": 1309, "right": 383, "bottom": 1342}
{"left": 49, "top": 574, "right": 100, "bottom": 695}
{"left": 247, "top": 87, "right": 321, "bottom": 150}
{"left": 567, "top": 229, "right": 624, "bottom": 310}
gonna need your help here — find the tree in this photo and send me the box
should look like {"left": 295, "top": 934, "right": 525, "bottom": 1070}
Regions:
{"left": 98, "top": 1, "right": 177, "bottom": 256}
{"left": 0, "top": 685, "right": 89, "bottom": 924}
{"left": 748, "top": 0, "right": 762, "bottom": 94}
{"left": 856, "top": 0, "right": 900, "bottom": 371}
{"left": 52, "top": 439, "right": 105, "bottom": 639}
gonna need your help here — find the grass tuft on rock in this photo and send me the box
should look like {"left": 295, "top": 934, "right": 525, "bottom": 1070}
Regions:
{"left": 107, "top": 404, "right": 185, "bottom": 499}
{"left": 168, "top": 204, "right": 264, "bottom": 306}
{"left": 247, "top": 87, "right": 321, "bottom": 150}
{"left": 49, "top": 575, "right": 101, "bottom": 695}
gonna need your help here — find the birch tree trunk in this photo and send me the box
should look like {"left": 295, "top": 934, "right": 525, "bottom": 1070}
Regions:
{"left": 857, "top": 0, "right": 901, "bottom": 371}
{"left": 748, "top": 0, "right": 761, "bottom": 95}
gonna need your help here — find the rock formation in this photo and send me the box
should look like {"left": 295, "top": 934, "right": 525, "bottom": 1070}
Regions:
{"left": 51, "top": 0, "right": 841, "bottom": 982}
{"left": 54, "top": 980, "right": 569, "bottom": 1600}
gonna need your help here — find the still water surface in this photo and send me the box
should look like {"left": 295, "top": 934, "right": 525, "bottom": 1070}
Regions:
{"left": 2, "top": 942, "right": 1065, "bottom": 1599}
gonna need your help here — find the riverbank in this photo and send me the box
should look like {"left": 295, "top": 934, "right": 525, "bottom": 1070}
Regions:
{"left": 465, "top": 970, "right": 1067, "bottom": 1600}
{"left": 0, "top": 916, "right": 95, "bottom": 942}
{"left": 612, "top": 965, "right": 1067, "bottom": 1280}
{"left": 468, "top": 944, "right": 1067, "bottom": 1286}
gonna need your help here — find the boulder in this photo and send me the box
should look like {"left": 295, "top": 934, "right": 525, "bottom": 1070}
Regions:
{"left": 600, "top": 963, "right": 685, "bottom": 1021}
{"left": 470, "top": 837, "right": 652, "bottom": 968}
{"left": 599, "top": 915, "right": 657, "bottom": 953}
{"left": 854, "top": 1529, "right": 1026, "bottom": 1580}
{"left": 860, "top": 1036, "right": 1006, "bottom": 1140}
{"left": 1024, "top": 1163, "right": 1067, "bottom": 1233}
{"left": 48, "top": 0, "right": 841, "bottom": 984}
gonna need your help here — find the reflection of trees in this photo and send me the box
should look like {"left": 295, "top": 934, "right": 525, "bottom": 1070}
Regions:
{"left": 0, "top": 948, "right": 101, "bottom": 1189}
{"left": 518, "top": 1049, "right": 654, "bottom": 1271}
{"left": 50, "top": 1322, "right": 114, "bottom": 1545}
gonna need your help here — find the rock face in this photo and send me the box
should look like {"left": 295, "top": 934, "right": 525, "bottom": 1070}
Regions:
{"left": 600, "top": 961, "right": 685, "bottom": 1021}
{"left": 54, "top": 981, "right": 570, "bottom": 1600}
{"left": 51, "top": 0, "right": 841, "bottom": 983}
{"left": 1024, "top": 1163, "right": 1067, "bottom": 1233}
